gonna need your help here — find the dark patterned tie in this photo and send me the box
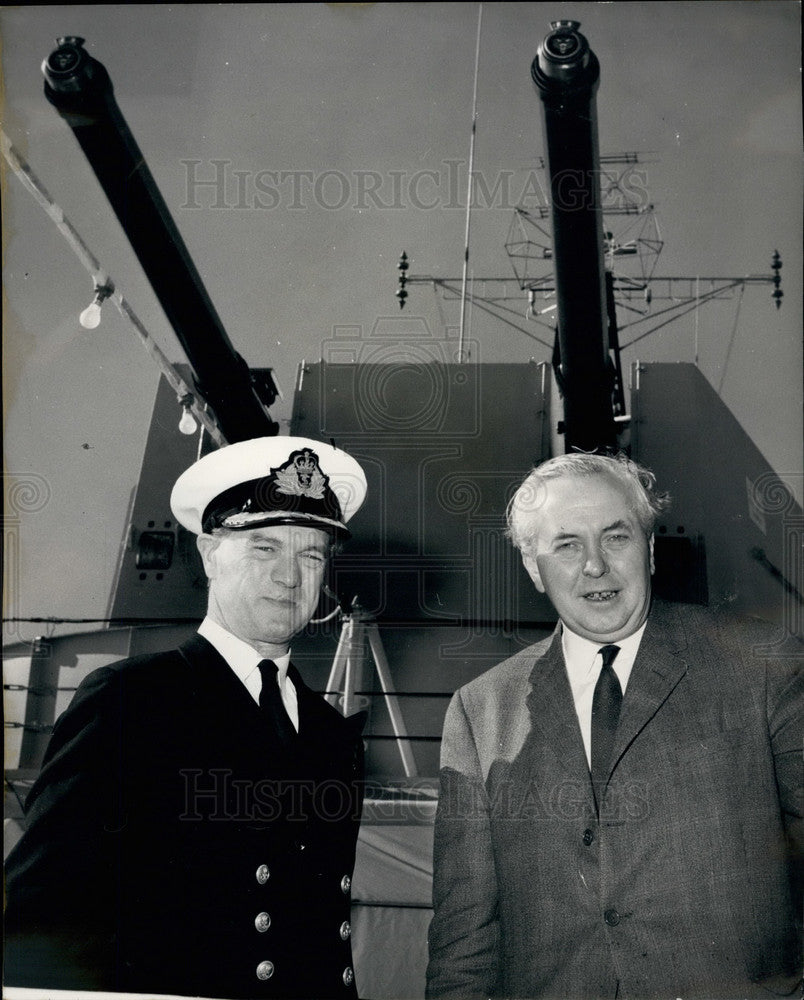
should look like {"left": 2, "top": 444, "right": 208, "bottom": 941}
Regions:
{"left": 258, "top": 659, "right": 297, "bottom": 744}
{"left": 590, "top": 644, "right": 622, "bottom": 803}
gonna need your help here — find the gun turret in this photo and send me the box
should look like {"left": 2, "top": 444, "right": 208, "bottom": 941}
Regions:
{"left": 532, "top": 20, "right": 616, "bottom": 454}
{"left": 42, "top": 36, "right": 278, "bottom": 443}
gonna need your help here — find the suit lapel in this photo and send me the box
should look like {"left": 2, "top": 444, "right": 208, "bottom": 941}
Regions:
{"left": 525, "top": 628, "right": 591, "bottom": 784}
{"left": 524, "top": 604, "right": 691, "bottom": 795}
{"left": 609, "top": 601, "right": 688, "bottom": 779}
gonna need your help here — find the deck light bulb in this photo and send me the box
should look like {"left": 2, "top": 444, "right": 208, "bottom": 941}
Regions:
{"left": 79, "top": 299, "right": 102, "bottom": 329}
{"left": 178, "top": 396, "right": 198, "bottom": 435}
{"left": 79, "top": 282, "right": 114, "bottom": 330}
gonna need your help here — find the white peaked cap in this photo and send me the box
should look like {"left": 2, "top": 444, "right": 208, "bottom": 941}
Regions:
{"left": 170, "top": 436, "right": 367, "bottom": 538}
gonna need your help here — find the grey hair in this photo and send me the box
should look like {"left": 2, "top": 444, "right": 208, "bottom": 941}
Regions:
{"left": 506, "top": 453, "right": 670, "bottom": 552}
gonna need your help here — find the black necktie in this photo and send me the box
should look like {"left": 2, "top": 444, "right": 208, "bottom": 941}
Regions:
{"left": 258, "top": 659, "right": 297, "bottom": 744}
{"left": 590, "top": 644, "right": 622, "bottom": 801}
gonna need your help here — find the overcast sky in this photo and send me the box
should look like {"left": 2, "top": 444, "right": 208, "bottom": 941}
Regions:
{"left": 2, "top": 2, "right": 801, "bottom": 643}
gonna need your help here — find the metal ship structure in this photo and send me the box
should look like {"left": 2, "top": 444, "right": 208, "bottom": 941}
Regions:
{"left": 3, "top": 10, "right": 801, "bottom": 998}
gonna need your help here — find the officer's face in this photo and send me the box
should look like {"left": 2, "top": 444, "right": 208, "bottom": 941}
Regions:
{"left": 521, "top": 473, "right": 654, "bottom": 643}
{"left": 197, "top": 525, "right": 330, "bottom": 654}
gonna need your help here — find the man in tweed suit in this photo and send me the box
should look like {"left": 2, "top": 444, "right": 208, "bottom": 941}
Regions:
{"left": 5, "top": 437, "right": 368, "bottom": 999}
{"left": 426, "top": 453, "right": 802, "bottom": 999}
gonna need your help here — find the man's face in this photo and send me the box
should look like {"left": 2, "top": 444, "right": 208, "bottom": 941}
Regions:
{"left": 197, "top": 524, "right": 330, "bottom": 654}
{"left": 521, "top": 472, "right": 654, "bottom": 644}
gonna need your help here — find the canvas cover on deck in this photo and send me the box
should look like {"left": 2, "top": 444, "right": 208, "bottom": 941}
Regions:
{"left": 351, "top": 798, "right": 436, "bottom": 999}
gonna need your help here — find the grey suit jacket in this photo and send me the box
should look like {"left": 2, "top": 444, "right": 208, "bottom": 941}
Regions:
{"left": 426, "top": 601, "right": 803, "bottom": 1000}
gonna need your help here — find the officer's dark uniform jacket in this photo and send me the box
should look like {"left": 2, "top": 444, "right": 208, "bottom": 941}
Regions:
{"left": 4, "top": 634, "right": 366, "bottom": 999}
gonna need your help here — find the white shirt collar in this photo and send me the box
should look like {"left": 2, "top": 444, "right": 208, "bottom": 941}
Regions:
{"left": 561, "top": 619, "right": 647, "bottom": 692}
{"left": 198, "top": 617, "right": 291, "bottom": 686}
{"left": 560, "top": 619, "right": 648, "bottom": 769}
{"left": 197, "top": 618, "right": 299, "bottom": 731}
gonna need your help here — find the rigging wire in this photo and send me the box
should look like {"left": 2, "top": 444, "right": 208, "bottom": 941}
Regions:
{"left": 619, "top": 283, "right": 743, "bottom": 349}
{"left": 717, "top": 282, "right": 746, "bottom": 396}
{"left": 458, "top": 2, "right": 483, "bottom": 364}
{"left": 435, "top": 280, "right": 554, "bottom": 347}
{"left": 0, "top": 130, "right": 224, "bottom": 446}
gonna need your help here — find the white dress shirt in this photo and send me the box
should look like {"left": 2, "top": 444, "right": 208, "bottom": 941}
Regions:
{"left": 198, "top": 617, "right": 299, "bottom": 731}
{"left": 561, "top": 621, "right": 647, "bottom": 768}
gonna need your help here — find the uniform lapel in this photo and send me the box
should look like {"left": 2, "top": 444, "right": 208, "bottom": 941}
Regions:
{"left": 178, "top": 635, "right": 366, "bottom": 764}
{"left": 290, "top": 663, "right": 366, "bottom": 748}
{"left": 178, "top": 633, "right": 260, "bottom": 716}
{"left": 178, "top": 634, "right": 301, "bottom": 761}
{"left": 609, "top": 600, "right": 688, "bottom": 779}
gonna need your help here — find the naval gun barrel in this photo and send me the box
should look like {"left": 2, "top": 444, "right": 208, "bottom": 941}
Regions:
{"left": 42, "top": 37, "right": 278, "bottom": 443}
{"left": 532, "top": 20, "right": 616, "bottom": 454}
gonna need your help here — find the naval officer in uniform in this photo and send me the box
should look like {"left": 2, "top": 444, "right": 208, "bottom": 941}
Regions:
{"left": 5, "top": 437, "right": 369, "bottom": 999}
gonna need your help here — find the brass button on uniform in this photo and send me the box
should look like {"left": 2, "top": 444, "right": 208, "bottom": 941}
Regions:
{"left": 256, "top": 960, "right": 275, "bottom": 980}
{"left": 339, "top": 920, "right": 351, "bottom": 940}
{"left": 342, "top": 966, "right": 354, "bottom": 986}
{"left": 582, "top": 828, "right": 594, "bottom": 846}
{"left": 603, "top": 907, "right": 620, "bottom": 926}
{"left": 340, "top": 874, "right": 352, "bottom": 894}
{"left": 255, "top": 864, "right": 270, "bottom": 885}
{"left": 254, "top": 911, "right": 272, "bottom": 933}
